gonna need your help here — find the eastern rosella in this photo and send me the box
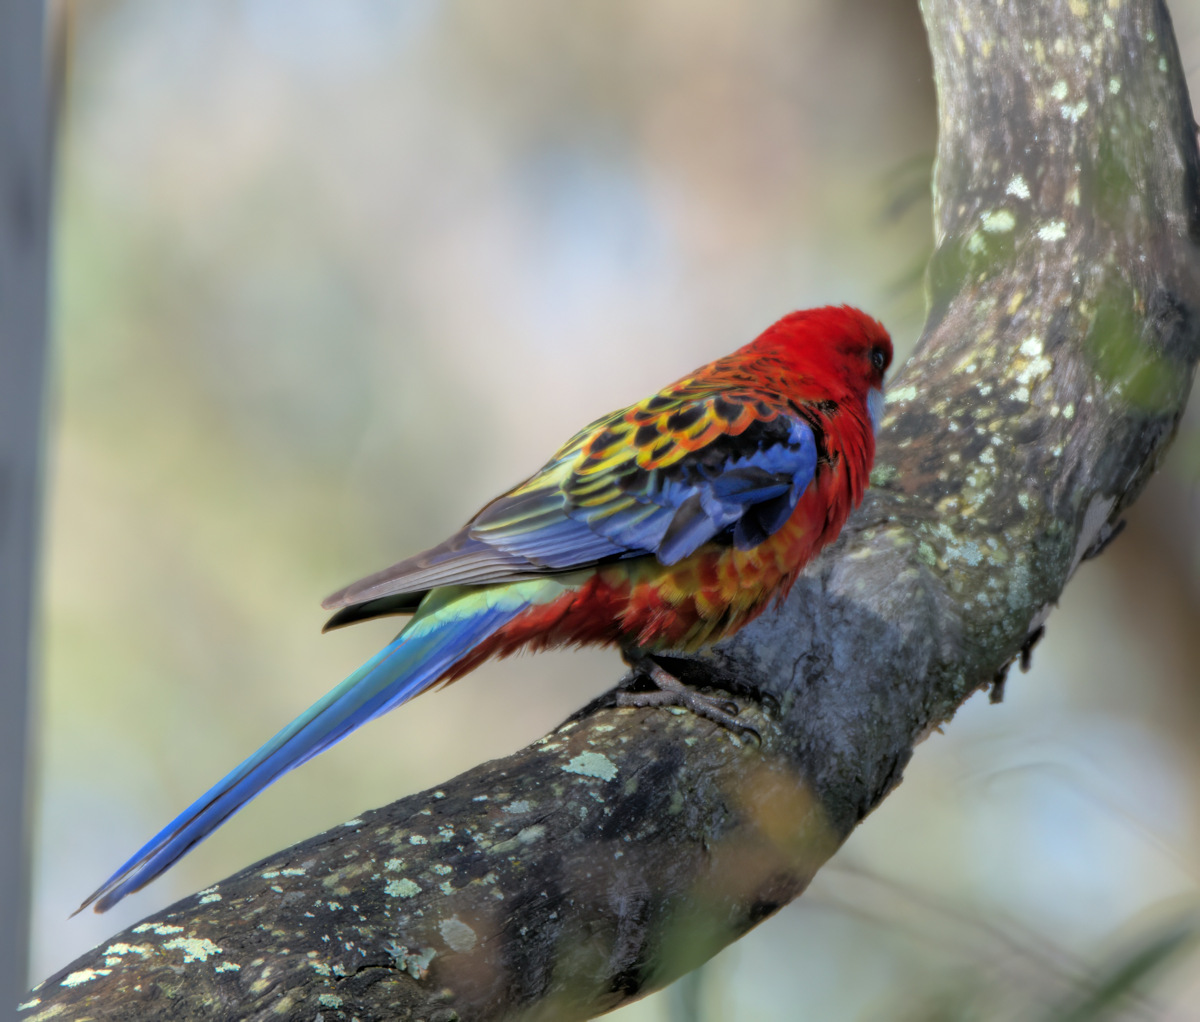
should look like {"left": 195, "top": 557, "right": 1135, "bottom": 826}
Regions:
{"left": 80, "top": 304, "right": 892, "bottom": 913}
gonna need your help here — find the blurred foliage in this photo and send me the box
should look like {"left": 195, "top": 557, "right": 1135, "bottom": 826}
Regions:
{"left": 879, "top": 152, "right": 935, "bottom": 315}
{"left": 32, "top": 1, "right": 1200, "bottom": 1019}
{"left": 1046, "top": 913, "right": 1200, "bottom": 1022}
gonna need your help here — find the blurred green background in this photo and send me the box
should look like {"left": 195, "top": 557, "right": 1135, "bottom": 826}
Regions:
{"left": 33, "top": 1, "right": 1200, "bottom": 1018}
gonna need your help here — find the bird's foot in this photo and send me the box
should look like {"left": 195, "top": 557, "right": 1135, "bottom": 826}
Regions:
{"left": 618, "top": 658, "right": 760, "bottom": 742}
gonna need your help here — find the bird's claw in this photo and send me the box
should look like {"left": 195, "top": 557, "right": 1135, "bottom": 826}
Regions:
{"left": 618, "top": 660, "right": 760, "bottom": 742}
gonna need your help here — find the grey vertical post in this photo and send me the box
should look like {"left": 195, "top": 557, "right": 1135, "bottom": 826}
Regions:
{"left": 0, "top": 0, "right": 54, "bottom": 1014}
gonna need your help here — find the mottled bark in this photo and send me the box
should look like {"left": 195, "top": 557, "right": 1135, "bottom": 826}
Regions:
{"left": 22, "top": 1, "right": 1200, "bottom": 1020}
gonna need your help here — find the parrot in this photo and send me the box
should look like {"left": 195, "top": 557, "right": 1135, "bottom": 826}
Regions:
{"left": 78, "top": 304, "right": 892, "bottom": 913}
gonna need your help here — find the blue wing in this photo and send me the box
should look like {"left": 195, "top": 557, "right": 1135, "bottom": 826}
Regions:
{"left": 323, "top": 395, "right": 818, "bottom": 627}
{"left": 476, "top": 411, "right": 817, "bottom": 565}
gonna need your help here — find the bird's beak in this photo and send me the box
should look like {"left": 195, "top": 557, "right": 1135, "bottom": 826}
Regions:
{"left": 868, "top": 387, "right": 884, "bottom": 434}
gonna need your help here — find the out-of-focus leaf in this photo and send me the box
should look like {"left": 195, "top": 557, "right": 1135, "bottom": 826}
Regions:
{"left": 1043, "top": 913, "right": 1200, "bottom": 1022}
{"left": 878, "top": 154, "right": 934, "bottom": 310}
{"left": 888, "top": 981, "right": 990, "bottom": 1022}
{"left": 879, "top": 152, "right": 934, "bottom": 224}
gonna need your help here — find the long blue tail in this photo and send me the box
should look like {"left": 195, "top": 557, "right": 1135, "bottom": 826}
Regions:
{"left": 78, "top": 586, "right": 536, "bottom": 914}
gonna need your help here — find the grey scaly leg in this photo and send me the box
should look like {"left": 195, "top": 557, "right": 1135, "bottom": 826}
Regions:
{"left": 617, "top": 653, "right": 759, "bottom": 740}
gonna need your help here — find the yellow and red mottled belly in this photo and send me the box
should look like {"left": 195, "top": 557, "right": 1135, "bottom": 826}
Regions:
{"left": 605, "top": 488, "right": 832, "bottom": 650}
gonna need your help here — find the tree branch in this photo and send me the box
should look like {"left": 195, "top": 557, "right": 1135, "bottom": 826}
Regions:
{"left": 23, "top": 1, "right": 1200, "bottom": 1019}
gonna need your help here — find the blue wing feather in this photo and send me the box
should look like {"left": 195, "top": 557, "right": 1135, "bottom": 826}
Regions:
{"left": 573, "top": 412, "right": 817, "bottom": 564}
{"left": 323, "top": 397, "right": 819, "bottom": 620}
{"left": 467, "top": 406, "right": 817, "bottom": 569}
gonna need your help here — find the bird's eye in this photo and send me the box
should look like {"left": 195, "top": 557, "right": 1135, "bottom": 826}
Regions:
{"left": 870, "top": 348, "right": 886, "bottom": 372}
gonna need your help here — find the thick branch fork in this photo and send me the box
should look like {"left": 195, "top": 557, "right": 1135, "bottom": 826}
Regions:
{"left": 22, "top": 1, "right": 1200, "bottom": 1019}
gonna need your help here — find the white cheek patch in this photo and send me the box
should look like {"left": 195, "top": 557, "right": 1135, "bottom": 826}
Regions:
{"left": 868, "top": 387, "right": 885, "bottom": 433}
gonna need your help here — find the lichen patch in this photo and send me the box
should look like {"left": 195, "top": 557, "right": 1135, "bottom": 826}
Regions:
{"left": 389, "top": 944, "right": 436, "bottom": 979}
{"left": 517, "top": 825, "right": 546, "bottom": 844}
{"left": 1060, "top": 99, "right": 1088, "bottom": 121}
{"left": 162, "top": 936, "right": 223, "bottom": 964}
{"left": 385, "top": 878, "right": 421, "bottom": 899}
{"left": 103, "top": 943, "right": 152, "bottom": 959}
{"left": 1005, "top": 175, "right": 1031, "bottom": 198}
{"left": 132, "top": 922, "right": 184, "bottom": 936}
{"left": 980, "top": 209, "right": 1016, "bottom": 233}
{"left": 439, "top": 916, "right": 478, "bottom": 953}
{"left": 60, "top": 968, "right": 111, "bottom": 987}
{"left": 562, "top": 752, "right": 618, "bottom": 781}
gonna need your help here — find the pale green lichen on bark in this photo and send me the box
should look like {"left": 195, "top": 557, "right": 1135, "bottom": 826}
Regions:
{"left": 895, "top": 0, "right": 1199, "bottom": 630}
